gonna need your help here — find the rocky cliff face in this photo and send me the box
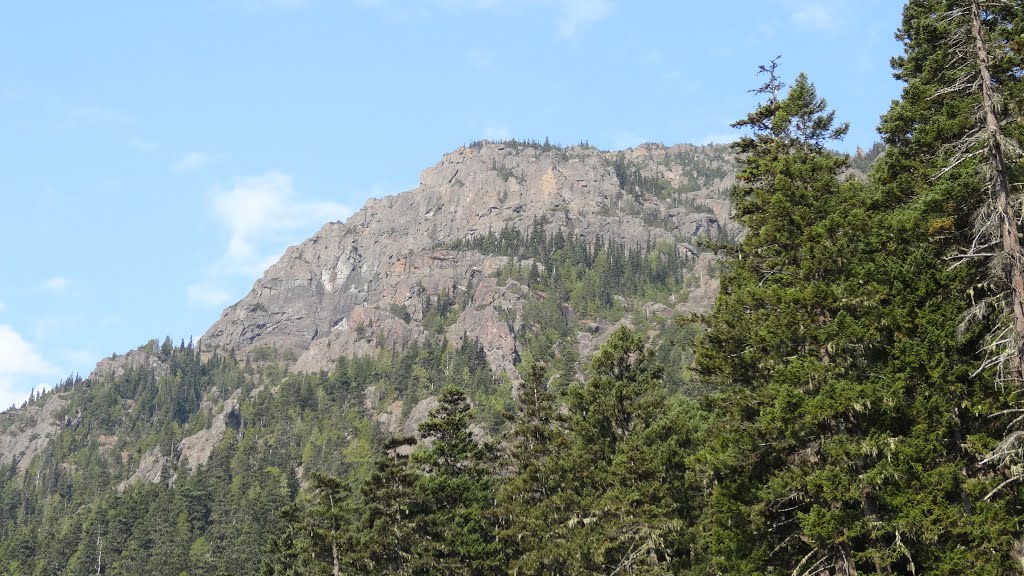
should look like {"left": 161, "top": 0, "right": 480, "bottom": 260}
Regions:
{"left": 0, "top": 140, "right": 737, "bottom": 490}
{"left": 201, "top": 141, "right": 737, "bottom": 379}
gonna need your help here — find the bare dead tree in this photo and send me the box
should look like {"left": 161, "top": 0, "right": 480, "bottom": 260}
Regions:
{"left": 940, "top": 0, "right": 1024, "bottom": 500}
{"left": 943, "top": 1, "right": 1024, "bottom": 384}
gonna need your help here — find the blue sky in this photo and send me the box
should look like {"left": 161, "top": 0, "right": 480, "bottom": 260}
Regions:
{"left": 0, "top": 0, "right": 905, "bottom": 408}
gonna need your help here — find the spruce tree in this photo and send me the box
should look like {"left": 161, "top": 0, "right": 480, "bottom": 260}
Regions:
{"left": 360, "top": 436, "right": 422, "bottom": 575}
{"left": 412, "top": 385, "right": 497, "bottom": 575}
{"left": 873, "top": 1, "right": 1024, "bottom": 569}
{"left": 494, "top": 363, "right": 568, "bottom": 574}
{"left": 693, "top": 66, "right": 906, "bottom": 574}
{"left": 536, "top": 326, "right": 691, "bottom": 574}
{"left": 879, "top": 0, "right": 1024, "bottom": 492}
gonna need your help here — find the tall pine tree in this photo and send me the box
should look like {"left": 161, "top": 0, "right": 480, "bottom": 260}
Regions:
{"left": 693, "top": 65, "right": 919, "bottom": 574}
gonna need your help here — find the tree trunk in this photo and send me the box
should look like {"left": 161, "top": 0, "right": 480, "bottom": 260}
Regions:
{"left": 971, "top": 0, "right": 1024, "bottom": 379}
{"left": 837, "top": 541, "right": 859, "bottom": 576}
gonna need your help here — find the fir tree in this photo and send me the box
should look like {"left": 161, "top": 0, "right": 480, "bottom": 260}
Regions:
{"left": 360, "top": 436, "right": 422, "bottom": 575}
{"left": 874, "top": 1, "right": 1024, "bottom": 569}
{"left": 693, "top": 65, "right": 905, "bottom": 574}
{"left": 412, "top": 385, "right": 498, "bottom": 575}
{"left": 494, "top": 363, "right": 568, "bottom": 574}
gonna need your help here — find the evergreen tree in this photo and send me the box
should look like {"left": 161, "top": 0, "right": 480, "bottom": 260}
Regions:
{"left": 412, "top": 385, "right": 497, "bottom": 575}
{"left": 693, "top": 66, "right": 905, "bottom": 574}
{"left": 359, "top": 436, "right": 421, "bottom": 575}
{"left": 527, "top": 327, "right": 691, "bottom": 574}
{"left": 872, "top": 1, "right": 1024, "bottom": 570}
{"left": 494, "top": 363, "right": 568, "bottom": 574}
{"left": 879, "top": 0, "right": 1024, "bottom": 501}
{"left": 261, "top": 473, "right": 358, "bottom": 576}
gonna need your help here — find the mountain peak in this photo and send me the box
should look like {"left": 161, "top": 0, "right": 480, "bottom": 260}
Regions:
{"left": 201, "top": 141, "right": 737, "bottom": 378}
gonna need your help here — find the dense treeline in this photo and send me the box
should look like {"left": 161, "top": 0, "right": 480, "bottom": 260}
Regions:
{"left": 263, "top": 326, "right": 702, "bottom": 575}
{"left": 265, "top": 3, "right": 1024, "bottom": 572}
{"left": 4, "top": 2, "right": 1024, "bottom": 574}
{"left": 0, "top": 335, "right": 509, "bottom": 576}
{"left": 451, "top": 215, "right": 700, "bottom": 314}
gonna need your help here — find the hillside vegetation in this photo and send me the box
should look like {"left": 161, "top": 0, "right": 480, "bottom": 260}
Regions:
{"left": 4, "top": 2, "right": 1024, "bottom": 574}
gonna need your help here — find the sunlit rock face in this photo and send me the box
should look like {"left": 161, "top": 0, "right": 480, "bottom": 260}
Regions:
{"left": 201, "top": 141, "right": 738, "bottom": 379}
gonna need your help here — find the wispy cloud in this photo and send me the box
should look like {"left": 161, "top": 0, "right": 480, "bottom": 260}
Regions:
{"left": 211, "top": 171, "right": 353, "bottom": 276}
{"left": 556, "top": 0, "right": 611, "bottom": 37}
{"left": 0, "top": 325, "right": 60, "bottom": 410}
{"left": 0, "top": 301, "right": 6, "bottom": 314}
{"left": 175, "top": 151, "right": 212, "bottom": 172}
{"left": 790, "top": 2, "right": 835, "bottom": 29}
{"left": 186, "top": 283, "right": 232, "bottom": 308}
{"left": 43, "top": 277, "right": 70, "bottom": 293}
{"left": 189, "top": 172, "right": 353, "bottom": 310}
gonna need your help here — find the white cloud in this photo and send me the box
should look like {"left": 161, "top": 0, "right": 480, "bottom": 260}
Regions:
{"left": 43, "top": 277, "right": 70, "bottom": 293}
{"left": 0, "top": 325, "right": 60, "bottom": 410}
{"left": 187, "top": 283, "right": 232, "bottom": 308}
{"left": 556, "top": 0, "right": 611, "bottom": 37}
{"left": 212, "top": 171, "right": 353, "bottom": 276}
{"left": 0, "top": 301, "right": 6, "bottom": 314}
{"left": 791, "top": 2, "right": 834, "bottom": 29}
{"left": 175, "top": 151, "right": 211, "bottom": 172}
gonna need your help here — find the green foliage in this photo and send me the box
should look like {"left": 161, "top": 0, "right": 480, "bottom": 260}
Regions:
{"left": 389, "top": 303, "right": 412, "bottom": 324}
{"left": 0, "top": 332, "right": 513, "bottom": 576}
{"left": 453, "top": 217, "right": 697, "bottom": 315}
{"left": 420, "top": 288, "right": 461, "bottom": 335}
{"left": 10, "top": 9, "right": 1024, "bottom": 572}
{"left": 410, "top": 386, "right": 499, "bottom": 574}
{"left": 693, "top": 69, "right": 903, "bottom": 573}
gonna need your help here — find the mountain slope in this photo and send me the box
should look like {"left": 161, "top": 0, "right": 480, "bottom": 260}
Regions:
{"left": 0, "top": 140, "right": 739, "bottom": 576}
{"left": 202, "top": 140, "right": 736, "bottom": 380}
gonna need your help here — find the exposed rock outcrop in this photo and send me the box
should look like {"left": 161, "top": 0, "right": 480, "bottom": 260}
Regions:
{"left": 90, "top": 346, "right": 170, "bottom": 382}
{"left": 118, "top": 448, "right": 173, "bottom": 492}
{"left": 202, "top": 142, "right": 737, "bottom": 378}
{"left": 0, "top": 393, "right": 67, "bottom": 472}
{"left": 178, "top": 389, "right": 242, "bottom": 472}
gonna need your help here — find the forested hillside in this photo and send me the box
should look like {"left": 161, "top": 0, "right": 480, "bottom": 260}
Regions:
{"left": 3, "top": 1, "right": 1024, "bottom": 574}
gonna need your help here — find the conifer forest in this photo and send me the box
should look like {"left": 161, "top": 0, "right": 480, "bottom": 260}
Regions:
{"left": 4, "top": 1, "right": 1024, "bottom": 574}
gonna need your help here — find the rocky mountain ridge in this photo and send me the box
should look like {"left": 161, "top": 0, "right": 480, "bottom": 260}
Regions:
{"left": 201, "top": 140, "right": 737, "bottom": 379}
{"left": 0, "top": 139, "right": 738, "bottom": 481}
